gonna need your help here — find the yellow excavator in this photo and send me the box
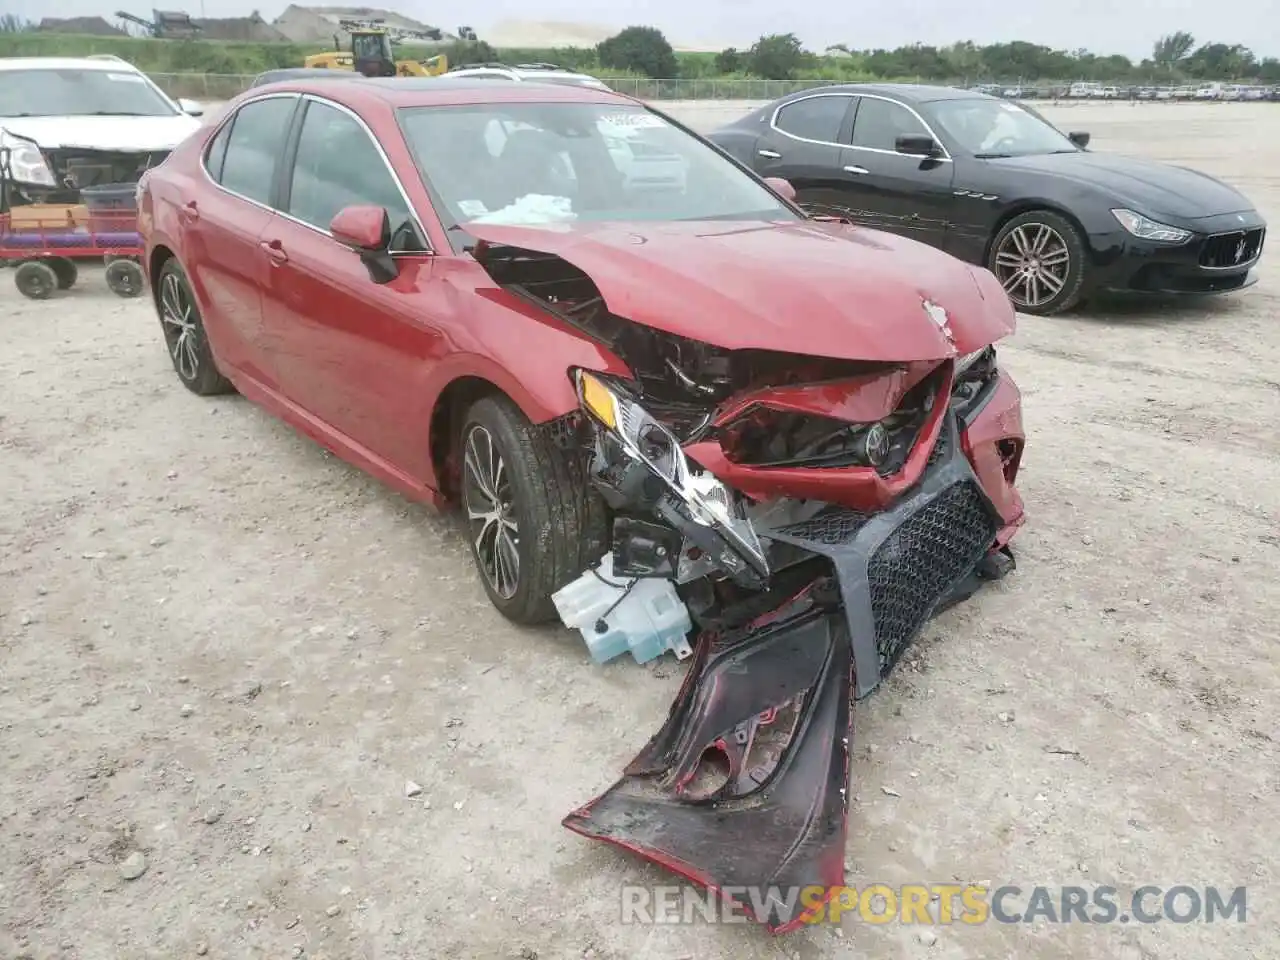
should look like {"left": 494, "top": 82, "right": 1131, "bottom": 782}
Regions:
{"left": 303, "top": 19, "right": 448, "bottom": 77}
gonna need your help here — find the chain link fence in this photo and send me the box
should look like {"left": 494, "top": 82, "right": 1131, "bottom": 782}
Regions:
{"left": 147, "top": 72, "right": 982, "bottom": 102}
{"left": 146, "top": 72, "right": 1277, "bottom": 104}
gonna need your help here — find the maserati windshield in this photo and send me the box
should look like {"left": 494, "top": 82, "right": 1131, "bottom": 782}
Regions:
{"left": 928, "top": 98, "right": 1079, "bottom": 157}
{"left": 0, "top": 69, "right": 178, "bottom": 118}
{"left": 399, "top": 101, "right": 800, "bottom": 227}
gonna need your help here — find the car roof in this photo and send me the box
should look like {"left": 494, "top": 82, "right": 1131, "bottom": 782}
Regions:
{"left": 0, "top": 56, "right": 141, "bottom": 73}
{"left": 252, "top": 67, "right": 356, "bottom": 84}
{"left": 783, "top": 82, "right": 997, "bottom": 104}
{"left": 245, "top": 75, "right": 632, "bottom": 108}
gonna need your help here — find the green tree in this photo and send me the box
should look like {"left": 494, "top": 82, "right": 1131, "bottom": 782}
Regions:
{"left": 748, "top": 32, "right": 806, "bottom": 80}
{"left": 1152, "top": 31, "right": 1195, "bottom": 68}
{"left": 0, "top": 13, "right": 32, "bottom": 32}
{"left": 597, "top": 26, "right": 677, "bottom": 79}
{"left": 714, "top": 47, "right": 742, "bottom": 74}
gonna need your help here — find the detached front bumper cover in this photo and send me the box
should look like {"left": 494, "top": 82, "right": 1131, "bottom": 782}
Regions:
{"left": 563, "top": 581, "right": 853, "bottom": 933}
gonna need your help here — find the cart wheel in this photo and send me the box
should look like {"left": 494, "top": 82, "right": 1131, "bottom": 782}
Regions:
{"left": 49, "top": 258, "right": 78, "bottom": 290}
{"left": 105, "top": 259, "right": 145, "bottom": 298}
{"left": 15, "top": 261, "right": 58, "bottom": 300}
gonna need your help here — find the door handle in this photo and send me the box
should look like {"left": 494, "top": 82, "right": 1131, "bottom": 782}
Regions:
{"left": 757, "top": 148, "right": 782, "bottom": 159}
{"left": 842, "top": 165, "right": 869, "bottom": 175}
{"left": 259, "top": 239, "right": 288, "bottom": 265}
{"left": 179, "top": 200, "right": 199, "bottom": 222}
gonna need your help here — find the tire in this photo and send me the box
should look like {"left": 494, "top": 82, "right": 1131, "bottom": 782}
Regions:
{"left": 155, "top": 258, "right": 234, "bottom": 396}
{"left": 14, "top": 260, "right": 57, "bottom": 300}
{"left": 988, "top": 210, "right": 1088, "bottom": 315}
{"left": 105, "top": 259, "right": 145, "bottom": 298}
{"left": 49, "top": 258, "right": 78, "bottom": 290}
{"left": 459, "top": 395, "right": 607, "bottom": 624}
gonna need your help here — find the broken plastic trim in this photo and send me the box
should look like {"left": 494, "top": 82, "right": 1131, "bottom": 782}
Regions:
{"left": 574, "top": 368, "right": 770, "bottom": 579}
{"left": 563, "top": 582, "right": 852, "bottom": 934}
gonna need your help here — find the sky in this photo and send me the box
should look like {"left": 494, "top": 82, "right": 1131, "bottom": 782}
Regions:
{"left": 10, "top": 0, "right": 1278, "bottom": 62}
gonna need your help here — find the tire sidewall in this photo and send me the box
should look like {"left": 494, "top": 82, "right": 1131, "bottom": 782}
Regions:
{"left": 156, "top": 259, "right": 224, "bottom": 394}
{"left": 16, "top": 262, "right": 56, "bottom": 300}
{"left": 990, "top": 210, "right": 1089, "bottom": 315}
{"left": 459, "top": 398, "right": 554, "bottom": 619}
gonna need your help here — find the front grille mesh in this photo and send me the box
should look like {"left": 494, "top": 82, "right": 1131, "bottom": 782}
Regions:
{"left": 1199, "top": 228, "right": 1264, "bottom": 269}
{"left": 867, "top": 481, "right": 995, "bottom": 671}
{"left": 779, "top": 508, "right": 870, "bottom": 545}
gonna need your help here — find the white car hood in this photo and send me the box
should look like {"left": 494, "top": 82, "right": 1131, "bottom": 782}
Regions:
{"left": 0, "top": 114, "right": 201, "bottom": 151}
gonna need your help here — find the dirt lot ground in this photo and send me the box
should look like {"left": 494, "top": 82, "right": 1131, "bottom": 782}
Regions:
{"left": 1, "top": 101, "right": 1277, "bottom": 960}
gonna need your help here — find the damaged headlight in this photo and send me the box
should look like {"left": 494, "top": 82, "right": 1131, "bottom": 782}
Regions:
{"left": 0, "top": 130, "right": 56, "bottom": 187}
{"left": 574, "top": 368, "right": 769, "bottom": 577}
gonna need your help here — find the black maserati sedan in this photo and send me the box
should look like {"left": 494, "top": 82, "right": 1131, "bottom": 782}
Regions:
{"left": 708, "top": 84, "right": 1267, "bottom": 315}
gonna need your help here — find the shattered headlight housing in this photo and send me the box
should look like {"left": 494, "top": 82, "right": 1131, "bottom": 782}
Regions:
{"left": 0, "top": 129, "right": 56, "bottom": 187}
{"left": 574, "top": 368, "right": 769, "bottom": 578}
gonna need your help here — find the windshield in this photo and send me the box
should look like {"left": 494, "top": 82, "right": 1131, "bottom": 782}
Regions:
{"left": 928, "top": 98, "right": 1077, "bottom": 158}
{"left": 397, "top": 102, "right": 798, "bottom": 229}
{"left": 0, "top": 68, "right": 178, "bottom": 118}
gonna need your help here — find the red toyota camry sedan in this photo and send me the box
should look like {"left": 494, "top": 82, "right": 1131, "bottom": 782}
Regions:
{"left": 138, "top": 75, "right": 1026, "bottom": 933}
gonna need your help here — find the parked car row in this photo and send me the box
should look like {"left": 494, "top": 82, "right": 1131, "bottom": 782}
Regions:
{"left": 968, "top": 81, "right": 1280, "bottom": 101}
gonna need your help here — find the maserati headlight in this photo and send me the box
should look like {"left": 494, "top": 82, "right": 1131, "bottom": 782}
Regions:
{"left": 1111, "top": 208, "right": 1192, "bottom": 244}
{"left": 0, "top": 129, "right": 56, "bottom": 187}
{"left": 575, "top": 369, "right": 768, "bottom": 574}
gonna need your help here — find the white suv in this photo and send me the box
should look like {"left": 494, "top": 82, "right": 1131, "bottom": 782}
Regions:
{"left": 444, "top": 62, "right": 613, "bottom": 91}
{"left": 0, "top": 55, "right": 204, "bottom": 202}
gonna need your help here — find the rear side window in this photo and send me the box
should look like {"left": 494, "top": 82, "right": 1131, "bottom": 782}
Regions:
{"left": 217, "top": 96, "right": 298, "bottom": 205}
{"left": 204, "top": 122, "right": 231, "bottom": 180}
{"left": 774, "top": 95, "right": 850, "bottom": 143}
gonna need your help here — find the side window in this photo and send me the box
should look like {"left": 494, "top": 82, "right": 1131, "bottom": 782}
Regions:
{"left": 219, "top": 96, "right": 298, "bottom": 204}
{"left": 850, "top": 98, "right": 929, "bottom": 152}
{"left": 286, "top": 100, "right": 413, "bottom": 238}
{"left": 773, "top": 96, "right": 849, "bottom": 143}
{"left": 204, "top": 120, "right": 232, "bottom": 181}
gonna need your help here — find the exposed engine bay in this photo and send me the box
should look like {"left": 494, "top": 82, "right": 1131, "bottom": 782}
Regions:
{"left": 3, "top": 141, "right": 168, "bottom": 206}
{"left": 475, "top": 237, "right": 1025, "bottom": 933}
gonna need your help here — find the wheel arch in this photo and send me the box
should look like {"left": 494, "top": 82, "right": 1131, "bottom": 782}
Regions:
{"left": 428, "top": 374, "right": 508, "bottom": 503}
{"left": 148, "top": 243, "right": 177, "bottom": 307}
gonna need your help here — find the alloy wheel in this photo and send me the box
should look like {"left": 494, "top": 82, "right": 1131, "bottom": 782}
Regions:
{"left": 160, "top": 272, "right": 200, "bottom": 382}
{"left": 463, "top": 424, "right": 521, "bottom": 600}
{"left": 993, "top": 222, "right": 1071, "bottom": 309}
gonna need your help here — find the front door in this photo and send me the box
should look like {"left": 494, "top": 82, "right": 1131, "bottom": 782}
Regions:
{"left": 258, "top": 97, "right": 443, "bottom": 471}
{"left": 836, "top": 96, "right": 955, "bottom": 249}
{"left": 749, "top": 92, "right": 856, "bottom": 218}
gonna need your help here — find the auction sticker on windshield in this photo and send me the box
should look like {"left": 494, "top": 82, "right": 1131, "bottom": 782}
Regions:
{"left": 106, "top": 73, "right": 147, "bottom": 83}
{"left": 599, "top": 113, "right": 665, "bottom": 128}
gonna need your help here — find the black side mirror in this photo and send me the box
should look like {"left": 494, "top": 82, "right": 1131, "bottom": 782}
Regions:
{"left": 1068, "top": 130, "right": 1091, "bottom": 148}
{"left": 895, "top": 134, "right": 942, "bottom": 157}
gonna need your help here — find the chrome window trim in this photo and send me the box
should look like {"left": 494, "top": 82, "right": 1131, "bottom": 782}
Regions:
{"left": 769, "top": 91, "right": 954, "bottom": 162}
{"left": 198, "top": 90, "right": 433, "bottom": 255}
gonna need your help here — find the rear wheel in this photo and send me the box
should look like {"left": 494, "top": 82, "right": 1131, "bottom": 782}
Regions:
{"left": 989, "top": 210, "right": 1088, "bottom": 315}
{"left": 156, "top": 258, "right": 234, "bottom": 396}
{"left": 459, "top": 396, "right": 606, "bottom": 624}
{"left": 49, "top": 258, "right": 78, "bottom": 290}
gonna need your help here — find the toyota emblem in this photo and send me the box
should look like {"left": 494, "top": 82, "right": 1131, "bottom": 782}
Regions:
{"left": 863, "top": 424, "right": 890, "bottom": 466}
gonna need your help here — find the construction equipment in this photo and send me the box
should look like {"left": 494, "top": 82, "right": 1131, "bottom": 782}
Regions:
{"left": 115, "top": 9, "right": 202, "bottom": 38}
{"left": 303, "top": 19, "right": 449, "bottom": 77}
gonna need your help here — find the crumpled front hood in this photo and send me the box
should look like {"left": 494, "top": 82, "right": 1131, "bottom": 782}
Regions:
{"left": 0, "top": 114, "right": 201, "bottom": 152}
{"left": 468, "top": 219, "right": 1015, "bottom": 362}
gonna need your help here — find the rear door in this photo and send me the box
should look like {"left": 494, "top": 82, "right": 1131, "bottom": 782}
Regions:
{"left": 749, "top": 92, "right": 856, "bottom": 217}
{"left": 257, "top": 95, "right": 441, "bottom": 471}
{"left": 835, "top": 95, "right": 955, "bottom": 248}
{"left": 184, "top": 93, "right": 299, "bottom": 386}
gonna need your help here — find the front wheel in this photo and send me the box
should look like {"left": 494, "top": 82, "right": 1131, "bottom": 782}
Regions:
{"left": 459, "top": 396, "right": 606, "bottom": 624}
{"left": 989, "top": 210, "right": 1088, "bottom": 315}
